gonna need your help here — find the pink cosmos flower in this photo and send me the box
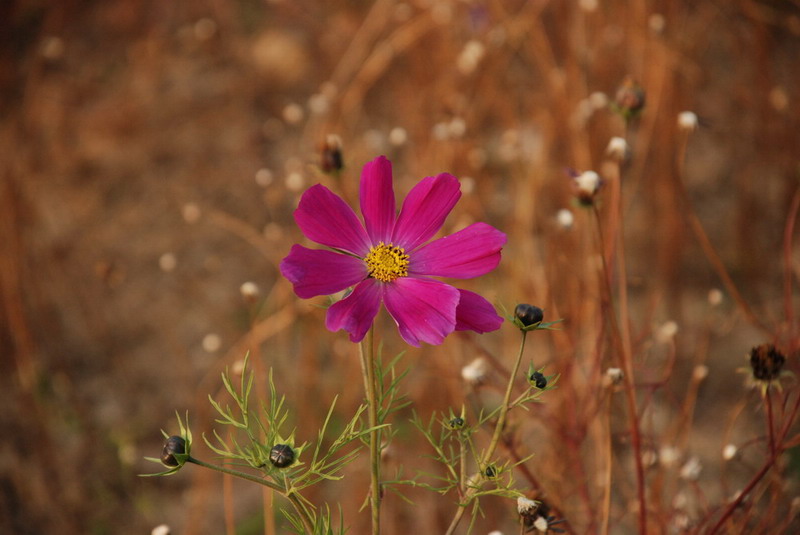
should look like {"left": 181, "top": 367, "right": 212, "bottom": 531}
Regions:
{"left": 280, "top": 156, "right": 506, "bottom": 347}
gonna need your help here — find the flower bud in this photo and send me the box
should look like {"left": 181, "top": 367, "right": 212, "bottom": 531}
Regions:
{"left": 529, "top": 371, "right": 547, "bottom": 389}
{"left": 269, "top": 444, "right": 296, "bottom": 468}
{"left": 448, "top": 417, "right": 465, "bottom": 430}
{"left": 484, "top": 464, "right": 498, "bottom": 478}
{"left": 514, "top": 304, "right": 544, "bottom": 327}
{"left": 320, "top": 134, "right": 344, "bottom": 174}
{"left": 161, "top": 436, "right": 186, "bottom": 467}
{"left": 613, "top": 76, "right": 646, "bottom": 119}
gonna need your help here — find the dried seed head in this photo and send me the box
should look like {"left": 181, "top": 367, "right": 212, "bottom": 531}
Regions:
{"left": 604, "top": 367, "right": 624, "bottom": 386}
{"left": 749, "top": 344, "right": 786, "bottom": 381}
{"left": 517, "top": 496, "right": 538, "bottom": 516}
{"left": 679, "top": 456, "right": 702, "bottom": 481}
{"left": 151, "top": 524, "right": 171, "bottom": 535}
{"left": 461, "top": 357, "right": 489, "bottom": 385}
{"left": 240, "top": 281, "right": 260, "bottom": 302}
{"left": 722, "top": 444, "right": 737, "bottom": 461}
{"left": 677, "top": 111, "right": 699, "bottom": 132}
{"left": 556, "top": 209, "right": 574, "bottom": 229}
{"left": 571, "top": 170, "right": 602, "bottom": 206}
{"left": 606, "top": 136, "right": 629, "bottom": 161}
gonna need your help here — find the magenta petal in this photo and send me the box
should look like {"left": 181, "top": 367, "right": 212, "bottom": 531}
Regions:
{"left": 325, "top": 279, "right": 382, "bottom": 343}
{"left": 383, "top": 277, "right": 460, "bottom": 347}
{"left": 392, "top": 173, "right": 461, "bottom": 251}
{"left": 360, "top": 156, "right": 396, "bottom": 243}
{"left": 280, "top": 244, "right": 367, "bottom": 298}
{"left": 295, "top": 184, "right": 371, "bottom": 255}
{"left": 455, "top": 289, "right": 503, "bottom": 333}
{"left": 409, "top": 222, "right": 507, "bottom": 279}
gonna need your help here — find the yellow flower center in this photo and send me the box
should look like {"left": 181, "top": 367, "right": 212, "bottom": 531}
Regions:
{"left": 364, "top": 242, "right": 410, "bottom": 283}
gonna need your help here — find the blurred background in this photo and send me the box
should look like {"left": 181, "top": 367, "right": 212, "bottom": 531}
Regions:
{"left": 1, "top": 0, "right": 799, "bottom": 533}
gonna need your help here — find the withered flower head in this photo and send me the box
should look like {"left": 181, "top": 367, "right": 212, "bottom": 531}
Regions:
{"left": 749, "top": 344, "right": 786, "bottom": 382}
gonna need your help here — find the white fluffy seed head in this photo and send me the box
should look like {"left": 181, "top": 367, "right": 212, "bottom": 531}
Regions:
{"left": 604, "top": 367, "right": 624, "bottom": 386}
{"left": 723, "top": 444, "right": 737, "bottom": 461}
{"left": 606, "top": 136, "right": 629, "bottom": 160}
{"left": 680, "top": 456, "right": 702, "bottom": 480}
{"left": 556, "top": 209, "right": 574, "bottom": 229}
{"left": 517, "top": 496, "right": 538, "bottom": 515}
{"left": 240, "top": 281, "right": 260, "bottom": 300}
{"left": 202, "top": 333, "right": 222, "bottom": 353}
{"left": 575, "top": 170, "right": 600, "bottom": 195}
{"left": 677, "top": 111, "right": 698, "bottom": 131}
{"left": 461, "top": 357, "right": 489, "bottom": 384}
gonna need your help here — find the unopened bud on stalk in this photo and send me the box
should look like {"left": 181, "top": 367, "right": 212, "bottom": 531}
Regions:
{"left": 161, "top": 436, "right": 187, "bottom": 467}
{"left": 448, "top": 417, "right": 465, "bottom": 430}
{"left": 320, "top": 134, "right": 344, "bottom": 174}
{"left": 613, "top": 76, "right": 646, "bottom": 119}
{"left": 269, "top": 444, "right": 296, "bottom": 468}
{"left": 529, "top": 371, "right": 547, "bottom": 389}
{"left": 514, "top": 304, "right": 544, "bottom": 328}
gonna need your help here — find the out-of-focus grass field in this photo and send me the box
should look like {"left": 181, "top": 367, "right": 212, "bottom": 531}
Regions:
{"left": 2, "top": 1, "right": 799, "bottom": 534}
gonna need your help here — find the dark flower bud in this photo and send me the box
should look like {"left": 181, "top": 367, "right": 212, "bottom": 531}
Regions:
{"left": 749, "top": 344, "right": 786, "bottom": 381}
{"left": 320, "top": 134, "right": 344, "bottom": 174}
{"left": 161, "top": 436, "right": 186, "bottom": 467}
{"left": 448, "top": 417, "right": 465, "bottom": 430}
{"left": 530, "top": 371, "right": 547, "bottom": 389}
{"left": 484, "top": 464, "right": 497, "bottom": 478}
{"left": 269, "top": 444, "right": 295, "bottom": 468}
{"left": 515, "top": 304, "right": 544, "bottom": 327}
{"left": 613, "top": 76, "right": 646, "bottom": 119}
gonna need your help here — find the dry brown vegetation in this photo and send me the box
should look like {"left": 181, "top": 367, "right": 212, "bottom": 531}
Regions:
{"left": 2, "top": 0, "right": 800, "bottom": 534}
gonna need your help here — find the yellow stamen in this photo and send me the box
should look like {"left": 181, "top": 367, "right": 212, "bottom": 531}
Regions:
{"left": 364, "top": 242, "right": 410, "bottom": 283}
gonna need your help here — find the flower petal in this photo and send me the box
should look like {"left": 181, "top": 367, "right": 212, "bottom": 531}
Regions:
{"left": 280, "top": 245, "right": 367, "bottom": 298}
{"left": 383, "top": 277, "right": 460, "bottom": 347}
{"left": 295, "top": 184, "right": 371, "bottom": 255}
{"left": 359, "top": 156, "right": 395, "bottom": 244}
{"left": 454, "top": 289, "right": 503, "bottom": 333}
{"left": 392, "top": 173, "right": 461, "bottom": 251}
{"left": 325, "top": 279, "right": 382, "bottom": 343}
{"left": 409, "top": 222, "right": 506, "bottom": 279}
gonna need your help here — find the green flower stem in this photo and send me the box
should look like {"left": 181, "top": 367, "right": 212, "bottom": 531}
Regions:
{"left": 444, "top": 330, "right": 528, "bottom": 535}
{"left": 483, "top": 330, "right": 527, "bottom": 466}
{"left": 186, "top": 456, "right": 315, "bottom": 534}
{"left": 359, "top": 327, "right": 381, "bottom": 535}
